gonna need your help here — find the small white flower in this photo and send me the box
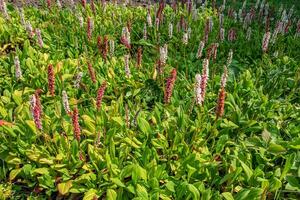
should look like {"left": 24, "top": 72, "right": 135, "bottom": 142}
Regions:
{"left": 124, "top": 55, "right": 131, "bottom": 77}
{"left": 182, "top": 32, "right": 188, "bottom": 45}
{"left": 14, "top": 56, "right": 22, "bottom": 80}
{"left": 195, "top": 74, "right": 202, "bottom": 105}
{"left": 168, "top": 23, "right": 173, "bottom": 39}
{"left": 227, "top": 50, "right": 233, "bottom": 66}
{"left": 197, "top": 41, "right": 205, "bottom": 59}
{"left": 147, "top": 11, "right": 152, "bottom": 27}
{"left": 74, "top": 72, "right": 83, "bottom": 88}
{"left": 62, "top": 90, "right": 71, "bottom": 114}
{"left": 262, "top": 31, "right": 271, "bottom": 52}
{"left": 36, "top": 28, "right": 44, "bottom": 48}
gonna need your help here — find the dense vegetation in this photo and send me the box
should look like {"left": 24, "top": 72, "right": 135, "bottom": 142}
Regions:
{"left": 0, "top": 0, "right": 299, "bottom": 199}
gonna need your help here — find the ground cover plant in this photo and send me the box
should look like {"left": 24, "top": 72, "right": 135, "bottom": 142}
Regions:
{"left": 0, "top": 0, "right": 300, "bottom": 199}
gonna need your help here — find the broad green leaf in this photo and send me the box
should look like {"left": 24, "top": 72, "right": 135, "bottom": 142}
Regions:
{"left": 111, "top": 177, "right": 125, "bottom": 187}
{"left": 215, "top": 135, "right": 229, "bottom": 154}
{"left": 12, "top": 90, "right": 22, "bottom": 106}
{"left": 268, "top": 143, "right": 286, "bottom": 153}
{"left": 57, "top": 180, "right": 73, "bottom": 195}
{"left": 83, "top": 189, "right": 98, "bottom": 200}
{"left": 136, "top": 184, "right": 148, "bottom": 199}
{"left": 112, "top": 117, "right": 124, "bottom": 127}
{"left": 106, "top": 189, "right": 117, "bottom": 200}
{"left": 9, "top": 169, "right": 22, "bottom": 181}
{"left": 222, "top": 192, "right": 234, "bottom": 200}
{"left": 238, "top": 159, "right": 253, "bottom": 181}
{"left": 137, "top": 117, "right": 152, "bottom": 135}
{"left": 187, "top": 184, "right": 200, "bottom": 199}
{"left": 280, "top": 153, "right": 295, "bottom": 180}
{"left": 165, "top": 181, "right": 175, "bottom": 192}
{"left": 33, "top": 168, "right": 49, "bottom": 175}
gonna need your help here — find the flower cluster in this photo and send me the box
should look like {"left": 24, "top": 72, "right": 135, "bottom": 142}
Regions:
{"left": 164, "top": 69, "right": 177, "bottom": 104}
{"left": 62, "top": 90, "right": 71, "bottom": 115}
{"left": 262, "top": 31, "right": 271, "bottom": 52}
{"left": 72, "top": 108, "right": 81, "bottom": 141}
{"left": 96, "top": 81, "right": 107, "bottom": 110}
{"left": 195, "top": 74, "right": 202, "bottom": 105}
{"left": 35, "top": 29, "right": 44, "bottom": 48}
{"left": 87, "top": 62, "right": 96, "bottom": 83}
{"left": 124, "top": 54, "right": 131, "bottom": 77}
{"left": 30, "top": 90, "right": 43, "bottom": 131}
{"left": 74, "top": 72, "right": 83, "bottom": 88}
{"left": 121, "top": 27, "right": 131, "bottom": 49}
{"left": 200, "top": 59, "right": 209, "bottom": 103}
{"left": 87, "top": 17, "right": 93, "bottom": 41}
{"left": 196, "top": 40, "right": 205, "bottom": 59}
{"left": 216, "top": 66, "right": 228, "bottom": 118}
{"left": 137, "top": 47, "right": 142, "bottom": 68}
{"left": 14, "top": 56, "right": 22, "bottom": 80}
{"left": 47, "top": 64, "right": 55, "bottom": 96}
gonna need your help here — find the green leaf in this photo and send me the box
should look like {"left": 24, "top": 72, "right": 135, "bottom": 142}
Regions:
{"left": 268, "top": 143, "right": 286, "bottom": 153}
{"left": 238, "top": 159, "right": 253, "bottom": 181}
{"left": 33, "top": 168, "right": 49, "bottom": 175}
{"left": 187, "top": 184, "right": 200, "bottom": 200}
{"left": 165, "top": 181, "right": 175, "bottom": 192}
{"left": 111, "top": 177, "right": 125, "bottom": 187}
{"left": 12, "top": 90, "right": 22, "bottom": 106}
{"left": 112, "top": 117, "right": 124, "bottom": 127}
{"left": 9, "top": 169, "right": 22, "bottom": 181}
{"left": 215, "top": 135, "right": 229, "bottom": 154}
{"left": 83, "top": 189, "right": 98, "bottom": 200}
{"left": 280, "top": 153, "right": 295, "bottom": 180}
{"left": 106, "top": 189, "right": 117, "bottom": 200}
{"left": 137, "top": 117, "right": 152, "bottom": 136}
{"left": 222, "top": 192, "right": 234, "bottom": 200}
{"left": 136, "top": 184, "right": 148, "bottom": 199}
{"left": 57, "top": 180, "right": 73, "bottom": 195}
{"left": 286, "top": 176, "right": 300, "bottom": 189}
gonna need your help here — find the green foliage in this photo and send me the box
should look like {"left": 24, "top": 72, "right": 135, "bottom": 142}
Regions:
{"left": 0, "top": 1, "right": 299, "bottom": 199}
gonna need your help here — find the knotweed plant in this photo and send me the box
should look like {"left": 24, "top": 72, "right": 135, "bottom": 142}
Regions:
{"left": 62, "top": 90, "right": 71, "bottom": 115}
{"left": 47, "top": 64, "right": 55, "bottom": 96}
{"left": 25, "top": 21, "right": 35, "bottom": 37}
{"left": 87, "top": 62, "right": 96, "bottom": 83}
{"left": 168, "top": 22, "right": 173, "bottom": 39}
{"left": 262, "top": 31, "right": 271, "bottom": 53}
{"left": 87, "top": 17, "right": 94, "bottom": 41}
{"left": 72, "top": 107, "right": 81, "bottom": 141}
{"left": 219, "top": 28, "right": 225, "bottom": 42}
{"left": 74, "top": 72, "right": 83, "bottom": 88}
{"left": 201, "top": 59, "right": 209, "bottom": 103}
{"left": 103, "top": 35, "right": 108, "bottom": 61}
{"left": 121, "top": 27, "right": 131, "bottom": 49}
{"left": 195, "top": 74, "right": 202, "bottom": 105}
{"left": 216, "top": 66, "right": 228, "bottom": 118}
{"left": 124, "top": 54, "right": 131, "bottom": 78}
{"left": 30, "top": 90, "right": 43, "bottom": 131}
{"left": 35, "top": 29, "right": 44, "bottom": 48}
{"left": 14, "top": 56, "right": 22, "bottom": 80}
{"left": 196, "top": 40, "right": 205, "bottom": 59}
{"left": 96, "top": 81, "right": 107, "bottom": 110}
{"left": 137, "top": 47, "right": 142, "bottom": 68}
{"left": 227, "top": 49, "right": 233, "bottom": 66}
{"left": 182, "top": 32, "right": 188, "bottom": 45}
{"left": 147, "top": 9, "right": 152, "bottom": 27}
{"left": 159, "top": 45, "right": 168, "bottom": 66}
{"left": 164, "top": 69, "right": 177, "bottom": 104}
